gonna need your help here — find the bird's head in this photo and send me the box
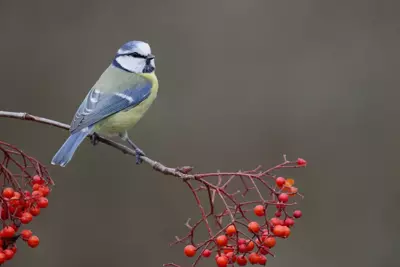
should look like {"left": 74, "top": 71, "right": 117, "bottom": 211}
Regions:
{"left": 112, "top": 41, "right": 155, "bottom": 74}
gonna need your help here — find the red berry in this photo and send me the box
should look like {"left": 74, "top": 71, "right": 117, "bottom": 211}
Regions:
{"left": 12, "top": 191, "right": 21, "bottom": 199}
{"left": 226, "top": 225, "right": 236, "bottom": 235}
{"left": 1, "top": 209, "right": 8, "bottom": 220}
{"left": 39, "top": 186, "right": 50, "bottom": 197}
{"left": 275, "top": 211, "right": 282, "bottom": 217}
{"left": 248, "top": 221, "right": 260, "bottom": 233}
{"left": 226, "top": 252, "right": 236, "bottom": 263}
{"left": 20, "top": 212, "right": 33, "bottom": 224}
{"left": 293, "top": 210, "right": 302, "bottom": 218}
{"left": 30, "top": 206, "right": 41, "bottom": 216}
{"left": 202, "top": 249, "right": 211, "bottom": 258}
{"left": 282, "top": 226, "right": 291, "bottom": 237}
{"left": 270, "top": 217, "right": 283, "bottom": 226}
{"left": 1, "top": 226, "right": 15, "bottom": 238}
{"left": 261, "top": 228, "right": 268, "bottom": 236}
{"left": 21, "top": 229, "right": 33, "bottom": 241}
{"left": 8, "top": 205, "right": 15, "bottom": 214}
{"left": 236, "top": 255, "right": 248, "bottom": 266}
{"left": 296, "top": 158, "right": 307, "bottom": 166}
{"left": 32, "top": 184, "right": 41, "bottom": 191}
{"left": 248, "top": 252, "right": 259, "bottom": 264}
{"left": 37, "top": 197, "right": 49, "bottom": 208}
{"left": 2, "top": 188, "right": 14, "bottom": 199}
{"left": 223, "top": 247, "right": 234, "bottom": 254}
{"left": 216, "top": 235, "right": 228, "bottom": 247}
{"left": 238, "top": 244, "right": 247, "bottom": 253}
{"left": 275, "top": 177, "right": 286, "bottom": 187}
{"left": 272, "top": 225, "right": 285, "bottom": 237}
{"left": 237, "top": 238, "right": 246, "bottom": 245}
{"left": 245, "top": 240, "right": 255, "bottom": 252}
{"left": 32, "top": 175, "right": 44, "bottom": 185}
{"left": 253, "top": 205, "right": 265, "bottom": 216}
{"left": 0, "top": 252, "right": 5, "bottom": 264}
{"left": 10, "top": 246, "right": 17, "bottom": 254}
{"left": 31, "top": 190, "right": 43, "bottom": 199}
{"left": 259, "top": 246, "right": 269, "bottom": 255}
{"left": 3, "top": 249, "right": 14, "bottom": 260}
{"left": 10, "top": 223, "right": 19, "bottom": 231}
{"left": 284, "top": 218, "right": 295, "bottom": 227}
{"left": 23, "top": 200, "right": 31, "bottom": 209}
{"left": 216, "top": 255, "right": 228, "bottom": 267}
{"left": 258, "top": 255, "right": 267, "bottom": 265}
{"left": 27, "top": 236, "right": 40, "bottom": 248}
{"left": 273, "top": 225, "right": 291, "bottom": 238}
{"left": 278, "top": 193, "right": 289, "bottom": 203}
{"left": 9, "top": 198, "right": 19, "bottom": 208}
{"left": 184, "top": 245, "right": 196, "bottom": 257}
{"left": 264, "top": 237, "right": 276, "bottom": 248}
{"left": 257, "top": 234, "right": 268, "bottom": 244}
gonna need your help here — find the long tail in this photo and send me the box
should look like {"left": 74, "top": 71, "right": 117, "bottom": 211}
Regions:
{"left": 51, "top": 127, "right": 92, "bottom": 167}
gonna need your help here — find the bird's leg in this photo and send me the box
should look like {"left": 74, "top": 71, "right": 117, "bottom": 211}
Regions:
{"left": 90, "top": 132, "right": 100, "bottom": 146}
{"left": 119, "top": 132, "right": 145, "bottom": 164}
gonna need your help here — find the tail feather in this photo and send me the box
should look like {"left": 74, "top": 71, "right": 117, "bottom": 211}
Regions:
{"left": 51, "top": 127, "right": 92, "bottom": 167}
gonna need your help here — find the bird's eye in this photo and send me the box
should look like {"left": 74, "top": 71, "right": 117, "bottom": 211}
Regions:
{"left": 130, "top": 52, "right": 146, "bottom": 58}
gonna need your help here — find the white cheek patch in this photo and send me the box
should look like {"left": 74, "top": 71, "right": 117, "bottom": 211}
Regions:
{"left": 116, "top": 56, "right": 145, "bottom": 73}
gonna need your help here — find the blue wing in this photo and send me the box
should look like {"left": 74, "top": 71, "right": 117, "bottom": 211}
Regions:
{"left": 70, "top": 79, "right": 152, "bottom": 134}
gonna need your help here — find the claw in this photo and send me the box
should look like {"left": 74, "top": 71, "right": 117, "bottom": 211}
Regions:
{"left": 135, "top": 148, "right": 145, "bottom": 164}
{"left": 90, "top": 133, "right": 100, "bottom": 146}
{"left": 119, "top": 132, "right": 145, "bottom": 165}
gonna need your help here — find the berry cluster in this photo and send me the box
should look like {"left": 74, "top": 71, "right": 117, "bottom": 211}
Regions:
{"left": 165, "top": 157, "right": 307, "bottom": 267}
{"left": 0, "top": 141, "right": 54, "bottom": 264}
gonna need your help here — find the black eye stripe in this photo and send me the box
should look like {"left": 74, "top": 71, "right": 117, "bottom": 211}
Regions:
{"left": 130, "top": 52, "right": 146, "bottom": 59}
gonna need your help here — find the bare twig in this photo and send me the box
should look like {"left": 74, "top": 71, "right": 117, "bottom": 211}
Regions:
{"left": 0, "top": 111, "right": 194, "bottom": 179}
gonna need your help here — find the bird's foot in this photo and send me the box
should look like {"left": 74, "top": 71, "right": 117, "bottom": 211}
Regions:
{"left": 90, "top": 132, "right": 100, "bottom": 146}
{"left": 119, "top": 132, "right": 145, "bottom": 164}
{"left": 134, "top": 148, "right": 145, "bottom": 164}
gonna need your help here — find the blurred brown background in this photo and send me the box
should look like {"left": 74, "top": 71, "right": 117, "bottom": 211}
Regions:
{"left": 1, "top": 0, "right": 400, "bottom": 266}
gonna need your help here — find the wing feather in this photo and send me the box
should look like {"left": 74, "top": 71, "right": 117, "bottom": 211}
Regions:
{"left": 70, "top": 74, "right": 152, "bottom": 134}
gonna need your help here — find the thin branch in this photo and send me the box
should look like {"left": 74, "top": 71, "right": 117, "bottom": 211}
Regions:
{"left": 0, "top": 110, "right": 307, "bottom": 267}
{"left": 0, "top": 111, "right": 194, "bottom": 179}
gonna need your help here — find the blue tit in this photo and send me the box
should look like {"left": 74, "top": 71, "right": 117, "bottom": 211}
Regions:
{"left": 51, "top": 40, "right": 158, "bottom": 167}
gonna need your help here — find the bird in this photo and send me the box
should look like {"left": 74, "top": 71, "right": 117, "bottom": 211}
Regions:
{"left": 51, "top": 40, "right": 158, "bottom": 167}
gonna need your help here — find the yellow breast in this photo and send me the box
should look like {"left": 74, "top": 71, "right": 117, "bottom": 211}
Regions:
{"left": 95, "top": 72, "right": 159, "bottom": 136}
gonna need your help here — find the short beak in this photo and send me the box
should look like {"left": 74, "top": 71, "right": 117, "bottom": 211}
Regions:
{"left": 147, "top": 54, "right": 155, "bottom": 60}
